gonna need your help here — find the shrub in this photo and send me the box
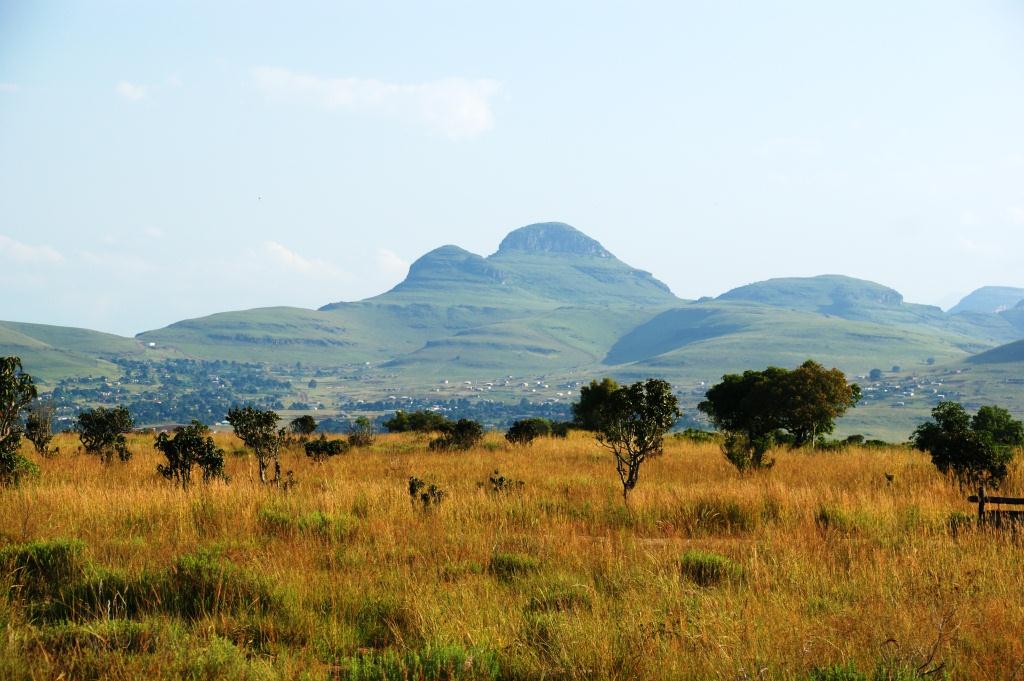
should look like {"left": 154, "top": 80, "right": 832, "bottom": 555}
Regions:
{"left": 155, "top": 420, "right": 228, "bottom": 490}
{"left": 353, "top": 595, "right": 418, "bottom": 648}
{"left": 0, "top": 539, "right": 88, "bottom": 603}
{"left": 162, "top": 550, "right": 284, "bottom": 620}
{"left": 408, "top": 476, "right": 446, "bottom": 511}
{"left": 289, "top": 414, "right": 317, "bottom": 438}
{"left": 0, "top": 356, "right": 38, "bottom": 487}
{"left": 304, "top": 434, "right": 348, "bottom": 462}
{"left": 487, "top": 469, "right": 524, "bottom": 494}
{"left": 429, "top": 419, "right": 484, "bottom": 451}
{"left": 383, "top": 410, "right": 450, "bottom": 433}
{"left": 348, "top": 416, "right": 376, "bottom": 448}
{"left": 814, "top": 504, "right": 853, "bottom": 533}
{"left": 679, "top": 550, "right": 744, "bottom": 586}
{"left": 549, "top": 421, "right": 573, "bottom": 438}
{"left": 76, "top": 406, "right": 134, "bottom": 463}
{"left": 674, "top": 428, "right": 720, "bottom": 444}
{"left": 488, "top": 552, "right": 540, "bottom": 583}
{"left": 505, "top": 418, "right": 551, "bottom": 446}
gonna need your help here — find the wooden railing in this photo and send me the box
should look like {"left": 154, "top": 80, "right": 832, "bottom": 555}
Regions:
{"left": 967, "top": 486, "right": 1024, "bottom": 527}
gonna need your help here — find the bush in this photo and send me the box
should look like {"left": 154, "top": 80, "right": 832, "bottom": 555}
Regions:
{"left": 674, "top": 428, "right": 720, "bottom": 444}
{"left": 24, "top": 400, "right": 56, "bottom": 457}
{"left": 383, "top": 410, "right": 450, "bottom": 433}
{"left": 549, "top": 421, "right": 573, "bottom": 438}
{"left": 76, "top": 406, "right": 134, "bottom": 463}
{"left": 304, "top": 434, "right": 348, "bottom": 462}
{"left": 0, "top": 539, "right": 88, "bottom": 603}
{"left": 488, "top": 552, "right": 540, "bottom": 583}
{"left": 226, "top": 405, "right": 281, "bottom": 484}
{"left": 289, "top": 414, "right": 317, "bottom": 438}
{"left": 348, "top": 416, "right": 376, "bottom": 448}
{"left": 487, "top": 469, "right": 524, "bottom": 494}
{"left": 408, "top": 476, "right": 446, "bottom": 511}
{"left": 679, "top": 550, "right": 744, "bottom": 587}
{"left": 505, "top": 418, "right": 551, "bottom": 446}
{"left": 162, "top": 550, "right": 285, "bottom": 620}
{"left": 0, "top": 356, "right": 38, "bottom": 486}
{"left": 429, "top": 419, "right": 484, "bottom": 451}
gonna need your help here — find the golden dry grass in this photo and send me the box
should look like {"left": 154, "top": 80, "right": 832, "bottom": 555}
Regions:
{"left": 1, "top": 431, "right": 1023, "bottom": 680}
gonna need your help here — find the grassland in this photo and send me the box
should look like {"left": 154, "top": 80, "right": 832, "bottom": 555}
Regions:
{"left": 2, "top": 432, "right": 1023, "bottom": 680}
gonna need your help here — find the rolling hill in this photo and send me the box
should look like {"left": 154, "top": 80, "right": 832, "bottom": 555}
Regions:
{"left": 5, "top": 222, "right": 1024, "bottom": 435}
{"left": 950, "top": 286, "right": 1024, "bottom": 314}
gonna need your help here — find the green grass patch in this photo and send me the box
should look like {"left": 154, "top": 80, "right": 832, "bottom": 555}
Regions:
{"left": 679, "top": 550, "right": 744, "bottom": 587}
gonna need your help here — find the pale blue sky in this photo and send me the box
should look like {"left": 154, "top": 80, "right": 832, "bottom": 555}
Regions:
{"left": 2, "top": 1, "right": 1023, "bottom": 336}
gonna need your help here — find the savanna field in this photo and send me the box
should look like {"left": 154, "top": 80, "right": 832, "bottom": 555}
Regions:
{"left": 2, "top": 432, "right": 1023, "bottom": 680}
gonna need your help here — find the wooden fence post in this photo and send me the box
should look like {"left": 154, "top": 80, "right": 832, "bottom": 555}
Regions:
{"left": 977, "top": 484, "right": 986, "bottom": 524}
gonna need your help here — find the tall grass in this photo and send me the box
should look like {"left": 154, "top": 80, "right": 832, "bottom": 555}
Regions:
{"left": 0, "top": 432, "right": 1021, "bottom": 679}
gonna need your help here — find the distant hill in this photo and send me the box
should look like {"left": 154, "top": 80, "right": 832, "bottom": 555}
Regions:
{"left": 950, "top": 286, "right": 1024, "bottom": 314}
{"left": 967, "top": 338, "right": 1024, "bottom": 364}
{"left": 5, "top": 222, "right": 1024, "bottom": 430}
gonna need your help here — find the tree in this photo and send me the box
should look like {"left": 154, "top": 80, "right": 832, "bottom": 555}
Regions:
{"left": 505, "top": 418, "right": 551, "bottom": 446}
{"left": 595, "top": 378, "right": 680, "bottom": 504}
{"left": 155, "top": 421, "right": 227, "bottom": 491}
{"left": 383, "top": 410, "right": 450, "bottom": 433}
{"left": 869, "top": 368, "right": 883, "bottom": 381}
{"left": 289, "top": 415, "right": 317, "bottom": 439}
{"left": 77, "top": 406, "right": 134, "bottom": 463}
{"left": 226, "top": 406, "right": 281, "bottom": 483}
{"left": 429, "top": 419, "right": 485, "bottom": 451}
{"left": 0, "top": 357, "right": 39, "bottom": 487}
{"left": 912, "top": 402, "right": 1023, "bottom": 490}
{"left": 25, "top": 400, "right": 57, "bottom": 457}
{"left": 348, "top": 416, "right": 376, "bottom": 448}
{"left": 777, "top": 361, "right": 861, "bottom": 447}
{"left": 698, "top": 361, "right": 860, "bottom": 471}
{"left": 572, "top": 378, "right": 620, "bottom": 431}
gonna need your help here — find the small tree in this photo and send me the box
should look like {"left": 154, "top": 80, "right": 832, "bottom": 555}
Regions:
{"left": 155, "top": 421, "right": 228, "bottom": 491}
{"left": 347, "top": 416, "right": 376, "bottom": 448}
{"left": 429, "top": 419, "right": 485, "bottom": 451}
{"left": 77, "top": 406, "right": 134, "bottom": 463}
{"left": 572, "top": 378, "right": 620, "bottom": 431}
{"left": 596, "top": 378, "right": 680, "bottom": 505}
{"left": 289, "top": 415, "right": 317, "bottom": 439}
{"left": 0, "top": 356, "right": 39, "bottom": 487}
{"left": 505, "top": 418, "right": 551, "bottom": 446}
{"left": 869, "top": 368, "right": 883, "bottom": 381}
{"left": 25, "top": 400, "right": 57, "bottom": 457}
{"left": 226, "top": 406, "right": 281, "bottom": 483}
{"left": 912, "top": 402, "right": 1023, "bottom": 491}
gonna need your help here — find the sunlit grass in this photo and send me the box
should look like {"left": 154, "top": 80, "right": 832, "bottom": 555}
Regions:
{"left": 1, "top": 431, "right": 1022, "bottom": 679}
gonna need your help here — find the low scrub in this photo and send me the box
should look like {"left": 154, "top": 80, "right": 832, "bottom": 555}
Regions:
{"left": 489, "top": 552, "right": 541, "bottom": 583}
{"left": 337, "top": 644, "right": 501, "bottom": 681}
{"left": 679, "top": 550, "right": 744, "bottom": 587}
{"left": 257, "top": 507, "right": 358, "bottom": 541}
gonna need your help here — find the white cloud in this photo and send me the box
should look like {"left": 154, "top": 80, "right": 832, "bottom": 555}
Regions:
{"left": 1008, "top": 207, "right": 1024, "bottom": 225}
{"left": 0, "top": 82, "right": 18, "bottom": 93}
{"left": 116, "top": 81, "right": 147, "bottom": 101}
{"left": 375, "top": 248, "right": 410, "bottom": 278}
{"left": 264, "top": 241, "right": 347, "bottom": 279}
{"left": 252, "top": 67, "right": 502, "bottom": 139}
{"left": 0, "top": 235, "right": 64, "bottom": 264}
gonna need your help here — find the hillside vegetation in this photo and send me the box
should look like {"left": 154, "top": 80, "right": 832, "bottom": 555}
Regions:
{"left": 1, "top": 432, "right": 1022, "bottom": 679}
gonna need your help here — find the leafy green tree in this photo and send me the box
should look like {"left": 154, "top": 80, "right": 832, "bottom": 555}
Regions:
{"left": 429, "top": 419, "right": 485, "bottom": 451}
{"left": 155, "top": 421, "right": 228, "bottom": 490}
{"left": 777, "top": 361, "right": 861, "bottom": 446}
{"left": 0, "top": 357, "right": 40, "bottom": 486}
{"left": 595, "top": 378, "right": 680, "bottom": 504}
{"left": 76, "top": 406, "right": 134, "bottom": 463}
{"left": 347, "top": 416, "right": 376, "bottom": 448}
{"left": 912, "top": 402, "right": 1023, "bottom": 490}
{"left": 505, "top": 418, "right": 551, "bottom": 446}
{"left": 226, "top": 406, "right": 281, "bottom": 483}
{"left": 289, "top": 415, "right": 317, "bottom": 439}
{"left": 698, "top": 361, "right": 860, "bottom": 471}
{"left": 383, "top": 410, "right": 450, "bottom": 433}
{"left": 25, "top": 400, "right": 57, "bottom": 457}
{"left": 572, "top": 378, "right": 620, "bottom": 431}
{"left": 869, "top": 368, "right": 883, "bottom": 381}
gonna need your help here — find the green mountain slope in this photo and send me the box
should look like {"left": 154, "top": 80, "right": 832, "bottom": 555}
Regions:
{"left": 950, "top": 286, "right": 1024, "bottom": 314}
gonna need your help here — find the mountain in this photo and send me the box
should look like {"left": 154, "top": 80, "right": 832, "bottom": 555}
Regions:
{"left": 950, "top": 286, "right": 1024, "bottom": 314}
{"left": 6, "top": 222, "right": 1024, "bottom": 440}
{"left": 967, "top": 338, "right": 1024, "bottom": 365}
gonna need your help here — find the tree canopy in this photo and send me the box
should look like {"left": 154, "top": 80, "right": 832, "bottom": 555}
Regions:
{"left": 0, "top": 357, "right": 39, "bottom": 486}
{"left": 911, "top": 402, "right": 1023, "bottom": 490}
{"left": 76, "top": 406, "right": 134, "bottom": 463}
{"left": 572, "top": 378, "right": 620, "bottom": 431}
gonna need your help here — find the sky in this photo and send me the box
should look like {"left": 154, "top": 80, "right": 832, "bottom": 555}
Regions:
{"left": 1, "top": 1, "right": 1023, "bottom": 336}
